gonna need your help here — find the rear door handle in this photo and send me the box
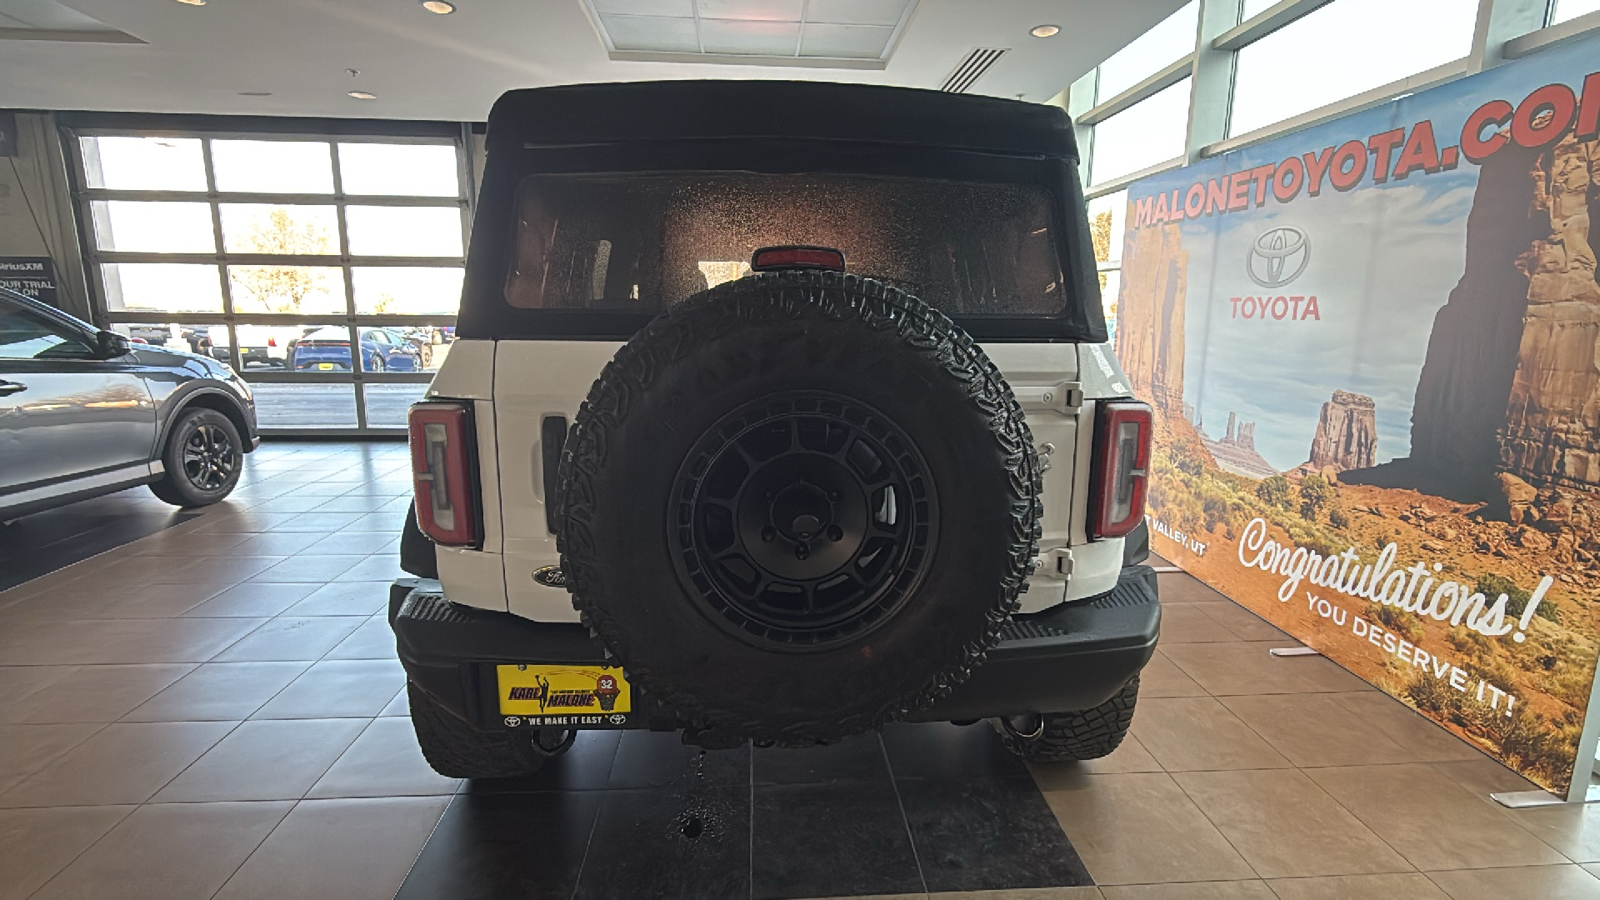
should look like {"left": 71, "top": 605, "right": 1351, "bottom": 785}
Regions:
{"left": 0, "top": 380, "right": 25, "bottom": 396}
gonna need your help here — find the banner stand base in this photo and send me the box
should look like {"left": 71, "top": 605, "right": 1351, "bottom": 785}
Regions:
{"left": 1491, "top": 790, "right": 1569, "bottom": 808}
{"left": 1269, "top": 647, "right": 1321, "bottom": 657}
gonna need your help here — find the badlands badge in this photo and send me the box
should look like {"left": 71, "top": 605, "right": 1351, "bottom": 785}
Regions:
{"left": 496, "top": 664, "right": 633, "bottom": 728}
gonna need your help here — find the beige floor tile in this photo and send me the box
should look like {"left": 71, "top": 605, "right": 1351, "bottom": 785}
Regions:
{"left": 252, "top": 657, "right": 407, "bottom": 719}
{"left": 285, "top": 581, "right": 390, "bottom": 617}
{"left": 1506, "top": 802, "right": 1600, "bottom": 864}
{"left": 1042, "top": 772, "right": 1255, "bottom": 885}
{"left": 0, "top": 723, "right": 102, "bottom": 794}
{"left": 1156, "top": 574, "right": 1231, "bottom": 604}
{"left": 154, "top": 718, "right": 367, "bottom": 802}
{"left": 211, "top": 615, "right": 365, "bottom": 662}
{"left": 1266, "top": 872, "right": 1451, "bottom": 899}
{"left": 1137, "top": 651, "right": 1208, "bottom": 698}
{"left": 0, "top": 664, "right": 193, "bottom": 724}
{"left": 0, "top": 582, "right": 223, "bottom": 621}
{"left": 216, "top": 796, "right": 450, "bottom": 900}
{"left": 0, "top": 617, "right": 265, "bottom": 665}
{"left": 1222, "top": 693, "right": 1428, "bottom": 767}
{"left": 1305, "top": 764, "right": 1565, "bottom": 871}
{"left": 30, "top": 801, "right": 292, "bottom": 900}
{"left": 225, "top": 532, "right": 331, "bottom": 556}
{"left": 1174, "top": 769, "right": 1412, "bottom": 878}
{"left": 1157, "top": 606, "right": 1242, "bottom": 643}
{"left": 378, "top": 686, "right": 410, "bottom": 717}
{"left": 1328, "top": 694, "right": 1481, "bottom": 763}
{"left": 1425, "top": 864, "right": 1600, "bottom": 899}
{"left": 1028, "top": 734, "right": 1163, "bottom": 788}
{"left": 183, "top": 582, "right": 319, "bottom": 617}
{"left": 307, "top": 717, "right": 459, "bottom": 798}
{"left": 1132, "top": 697, "right": 1292, "bottom": 772}
{"left": 1100, "top": 882, "right": 1274, "bottom": 899}
{"left": 0, "top": 805, "right": 134, "bottom": 900}
{"left": 1161, "top": 642, "right": 1370, "bottom": 696}
{"left": 147, "top": 555, "right": 286, "bottom": 585}
{"left": 1428, "top": 757, "right": 1543, "bottom": 797}
{"left": 247, "top": 555, "right": 368, "bottom": 583}
{"left": 1190, "top": 602, "right": 1290, "bottom": 642}
{"left": 934, "top": 883, "right": 1107, "bottom": 890}
{"left": 122, "top": 661, "right": 312, "bottom": 722}
{"left": 301, "top": 531, "right": 399, "bottom": 555}
{"left": 0, "top": 720, "right": 234, "bottom": 807}
{"left": 324, "top": 615, "right": 398, "bottom": 660}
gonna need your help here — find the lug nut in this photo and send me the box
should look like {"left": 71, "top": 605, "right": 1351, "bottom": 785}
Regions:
{"left": 795, "top": 543, "right": 810, "bottom": 560}
{"left": 761, "top": 526, "right": 776, "bottom": 543}
{"left": 827, "top": 525, "right": 844, "bottom": 542}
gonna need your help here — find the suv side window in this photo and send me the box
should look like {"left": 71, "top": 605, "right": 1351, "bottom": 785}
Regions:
{"left": 0, "top": 300, "right": 97, "bottom": 361}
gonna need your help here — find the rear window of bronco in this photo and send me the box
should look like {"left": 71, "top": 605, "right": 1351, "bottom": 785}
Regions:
{"left": 503, "top": 172, "right": 1067, "bottom": 317}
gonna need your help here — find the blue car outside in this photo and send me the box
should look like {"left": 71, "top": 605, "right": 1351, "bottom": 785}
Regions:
{"left": 293, "top": 327, "right": 420, "bottom": 373}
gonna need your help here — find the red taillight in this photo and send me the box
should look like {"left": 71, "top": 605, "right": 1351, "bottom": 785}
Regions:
{"left": 408, "top": 401, "right": 480, "bottom": 547}
{"left": 1089, "top": 400, "right": 1152, "bottom": 540}
{"left": 751, "top": 245, "right": 846, "bottom": 272}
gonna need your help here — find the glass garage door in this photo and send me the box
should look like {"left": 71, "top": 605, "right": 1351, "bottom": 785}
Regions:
{"left": 67, "top": 126, "right": 470, "bottom": 433}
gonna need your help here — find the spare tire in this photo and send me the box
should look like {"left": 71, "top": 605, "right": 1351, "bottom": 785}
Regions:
{"left": 556, "top": 270, "right": 1041, "bottom": 747}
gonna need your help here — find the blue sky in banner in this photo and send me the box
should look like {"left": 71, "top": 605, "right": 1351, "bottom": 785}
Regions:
{"left": 1121, "top": 38, "right": 1600, "bottom": 473}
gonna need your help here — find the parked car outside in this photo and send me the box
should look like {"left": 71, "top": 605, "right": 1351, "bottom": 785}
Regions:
{"left": 293, "top": 326, "right": 421, "bottom": 372}
{"left": 0, "top": 287, "right": 258, "bottom": 520}
{"left": 208, "top": 323, "right": 299, "bottom": 368}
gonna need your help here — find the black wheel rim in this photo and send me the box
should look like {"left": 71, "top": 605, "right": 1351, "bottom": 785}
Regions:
{"left": 672, "top": 392, "right": 936, "bottom": 649}
{"left": 181, "top": 422, "right": 236, "bottom": 492}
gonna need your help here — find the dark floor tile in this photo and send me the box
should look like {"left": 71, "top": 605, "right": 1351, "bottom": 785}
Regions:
{"left": 753, "top": 732, "right": 890, "bottom": 785}
{"left": 465, "top": 729, "right": 623, "bottom": 794}
{"left": 396, "top": 792, "right": 603, "bottom": 900}
{"left": 573, "top": 785, "right": 750, "bottom": 900}
{"left": 0, "top": 493, "right": 197, "bottom": 593}
{"left": 752, "top": 780, "right": 923, "bottom": 900}
{"left": 880, "top": 721, "right": 1031, "bottom": 781}
{"left": 607, "top": 729, "right": 751, "bottom": 790}
{"left": 897, "top": 776, "right": 1092, "bottom": 892}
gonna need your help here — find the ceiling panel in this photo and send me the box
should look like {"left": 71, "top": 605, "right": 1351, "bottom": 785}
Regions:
{"left": 599, "top": 13, "right": 700, "bottom": 52}
{"left": 698, "top": 17, "right": 800, "bottom": 55}
{"left": 806, "top": 0, "right": 913, "bottom": 27}
{"left": 799, "top": 23, "right": 895, "bottom": 60}
{"left": 695, "top": 0, "right": 804, "bottom": 22}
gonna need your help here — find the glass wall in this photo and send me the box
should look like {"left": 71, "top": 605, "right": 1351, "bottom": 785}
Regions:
{"left": 71, "top": 129, "right": 468, "bottom": 432}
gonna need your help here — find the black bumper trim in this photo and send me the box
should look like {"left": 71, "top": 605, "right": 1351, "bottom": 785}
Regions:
{"left": 389, "top": 565, "right": 1159, "bottom": 729}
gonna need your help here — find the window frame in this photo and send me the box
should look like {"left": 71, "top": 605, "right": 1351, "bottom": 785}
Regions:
{"left": 61, "top": 119, "right": 475, "bottom": 434}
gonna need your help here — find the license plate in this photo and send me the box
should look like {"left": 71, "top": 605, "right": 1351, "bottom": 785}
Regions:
{"left": 495, "top": 664, "right": 632, "bottom": 728}
{"left": 317, "top": 363, "right": 333, "bottom": 370}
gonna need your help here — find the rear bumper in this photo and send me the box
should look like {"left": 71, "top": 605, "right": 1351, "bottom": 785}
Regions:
{"left": 389, "top": 565, "right": 1160, "bottom": 730}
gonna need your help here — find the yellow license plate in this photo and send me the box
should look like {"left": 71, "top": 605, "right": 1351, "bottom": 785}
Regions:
{"left": 317, "top": 363, "right": 333, "bottom": 370}
{"left": 496, "top": 664, "right": 631, "bottom": 726}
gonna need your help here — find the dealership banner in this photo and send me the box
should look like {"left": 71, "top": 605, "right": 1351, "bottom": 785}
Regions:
{"left": 1117, "top": 37, "right": 1600, "bottom": 795}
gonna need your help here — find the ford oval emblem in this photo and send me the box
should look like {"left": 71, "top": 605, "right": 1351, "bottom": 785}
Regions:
{"left": 532, "top": 565, "right": 568, "bottom": 588}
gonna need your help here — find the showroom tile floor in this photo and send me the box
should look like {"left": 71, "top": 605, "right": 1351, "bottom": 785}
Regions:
{"left": 2, "top": 442, "right": 1600, "bottom": 898}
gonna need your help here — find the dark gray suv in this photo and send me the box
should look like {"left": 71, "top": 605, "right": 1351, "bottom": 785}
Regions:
{"left": 0, "top": 287, "right": 258, "bottom": 520}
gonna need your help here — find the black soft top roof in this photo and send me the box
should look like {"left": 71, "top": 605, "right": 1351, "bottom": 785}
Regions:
{"left": 486, "top": 80, "right": 1079, "bottom": 161}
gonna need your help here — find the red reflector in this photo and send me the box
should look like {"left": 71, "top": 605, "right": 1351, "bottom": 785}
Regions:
{"left": 751, "top": 245, "right": 846, "bottom": 272}
{"left": 408, "top": 401, "right": 480, "bottom": 547}
{"left": 1088, "top": 400, "right": 1153, "bottom": 540}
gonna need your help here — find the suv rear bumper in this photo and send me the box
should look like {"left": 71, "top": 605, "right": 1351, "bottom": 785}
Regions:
{"left": 388, "top": 565, "right": 1160, "bottom": 730}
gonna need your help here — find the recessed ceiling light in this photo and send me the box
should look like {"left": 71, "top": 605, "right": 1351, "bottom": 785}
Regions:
{"left": 1030, "top": 24, "right": 1060, "bottom": 38}
{"left": 237, "top": 91, "right": 273, "bottom": 97}
{"left": 420, "top": 0, "right": 456, "bottom": 13}
{"left": 348, "top": 90, "right": 377, "bottom": 100}
{"left": 172, "top": 0, "right": 206, "bottom": 5}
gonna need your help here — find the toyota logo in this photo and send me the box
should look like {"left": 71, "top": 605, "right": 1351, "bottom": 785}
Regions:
{"left": 1246, "top": 226, "right": 1310, "bottom": 288}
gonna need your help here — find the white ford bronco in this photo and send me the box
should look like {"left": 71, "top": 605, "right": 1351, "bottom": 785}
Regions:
{"left": 390, "top": 80, "right": 1160, "bottom": 777}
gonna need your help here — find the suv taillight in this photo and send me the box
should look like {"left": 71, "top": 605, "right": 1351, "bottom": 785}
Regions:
{"left": 1089, "top": 400, "right": 1152, "bottom": 540}
{"left": 408, "top": 401, "right": 480, "bottom": 547}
